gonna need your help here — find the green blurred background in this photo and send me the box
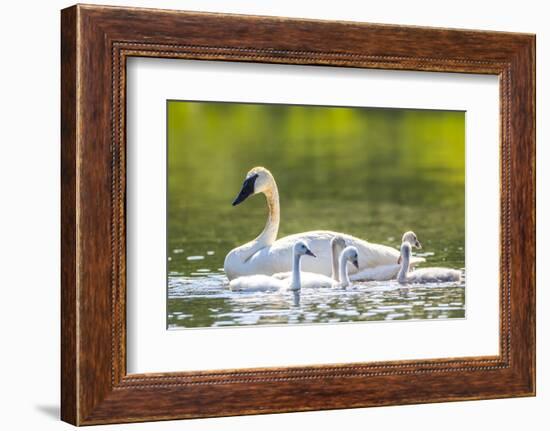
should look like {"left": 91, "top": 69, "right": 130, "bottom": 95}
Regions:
{"left": 167, "top": 100, "right": 465, "bottom": 279}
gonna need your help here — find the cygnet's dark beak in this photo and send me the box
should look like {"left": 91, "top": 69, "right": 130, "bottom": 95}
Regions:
{"left": 415, "top": 240, "right": 422, "bottom": 249}
{"left": 397, "top": 256, "right": 402, "bottom": 265}
{"left": 352, "top": 258, "right": 359, "bottom": 269}
{"left": 232, "top": 174, "right": 258, "bottom": 206}
{"left": 305, "top": 248, "right": 316, "bottom": 258}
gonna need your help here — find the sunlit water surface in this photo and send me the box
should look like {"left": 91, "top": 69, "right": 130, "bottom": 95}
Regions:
{"left": 168, "top": 273, "right": 465, "bottom": 329}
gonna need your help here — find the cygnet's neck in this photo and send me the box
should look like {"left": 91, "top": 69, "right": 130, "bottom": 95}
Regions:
{"left": 290, "top": 253, "right": 302, "bottom": 291}
{"left": 331, "top": 242, "right": 342, "bottom": 282}
{"left": 397, "top": 246, "right": 410, "bottom": 283}
{"left": 339, "top": 253, "right": 351, "bottom": 288}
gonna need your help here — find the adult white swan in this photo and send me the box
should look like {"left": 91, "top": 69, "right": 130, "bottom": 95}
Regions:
{"left": 224, "top": 167, "right": 424, "bottom": 280}
{"left": 350, "top": 231, "right": 422, "bottom": 282}
{"left": 397, "top": 241, "right": 461, "bottom": 284}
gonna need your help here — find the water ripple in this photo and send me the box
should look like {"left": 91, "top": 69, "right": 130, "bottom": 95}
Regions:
{"left": 167, "top": 271, "right": 465, "bottom": 329}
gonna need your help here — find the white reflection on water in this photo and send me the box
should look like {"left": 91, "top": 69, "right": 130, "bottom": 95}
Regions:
{"left": 167, "top": 270, "right": 465, "bottom": 329}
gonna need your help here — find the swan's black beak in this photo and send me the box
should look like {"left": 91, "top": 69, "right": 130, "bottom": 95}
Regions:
{"left": 415, "top": 240, "right": 422, "bottom": 249}
{"left": 232, "top": 174, "right": 258, "bottom": 206}
{"left": 352, "top": 258, "right": 359, "bottom": 269}
{"left": 397, "top": 256, "right": 402, "bottom": 265}
{"left": 305, "top": 248, "right": 316, "bottom": 258}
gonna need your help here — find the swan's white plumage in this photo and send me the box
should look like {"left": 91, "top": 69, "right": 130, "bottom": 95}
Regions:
{"left": 224, "top": 167, "right": 425, "bottom": 280}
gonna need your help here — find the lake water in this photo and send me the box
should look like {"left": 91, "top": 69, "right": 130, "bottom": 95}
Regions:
{"left": 167, "top": 101, "right": 465, "bottom": 329}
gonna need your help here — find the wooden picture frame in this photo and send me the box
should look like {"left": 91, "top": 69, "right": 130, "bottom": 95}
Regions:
{"left": 61, "top": 4, "right": 535, "bottom": 425}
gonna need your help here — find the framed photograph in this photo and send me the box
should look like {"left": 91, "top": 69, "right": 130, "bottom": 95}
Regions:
{"left": 61, "top": 4, "right": 535, "bottom": 425}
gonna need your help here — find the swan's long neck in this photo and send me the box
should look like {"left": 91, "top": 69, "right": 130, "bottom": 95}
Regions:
{"left": 259, "top": 183, "right": 280, "bottom": 246}
{"left": 331, "top": 242, "right": 341, "bottom": 282}
{"left": 290, "top": 253, "right": 302, "bottom": 291}
{"left": 339, "top": 253, "right": 351, "bottom": 288}
{"left": 397, "top": 246, "right": 410, "bottom": 283}
{"left": 236, "top": 178, "right": 280, "bottom": 262}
